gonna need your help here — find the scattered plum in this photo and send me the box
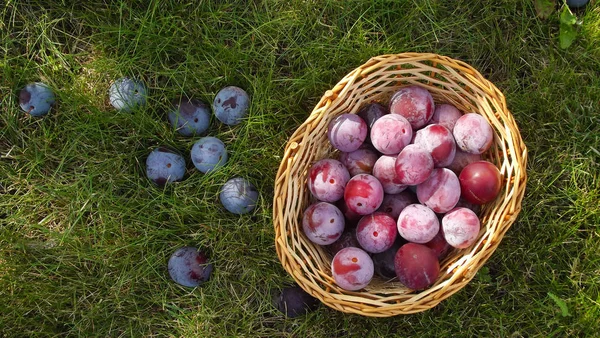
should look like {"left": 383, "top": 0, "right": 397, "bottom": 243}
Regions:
{"left": 417, "top": 168, "right": 461, "bottom": 213}
{"left": 430, "top": 104, "right": 462, "bottom": 131}
{"left": 326, "top": 229, "right": 361, "bottom": 256}
{"left": 302, "top": 202, "right": 345, "bottom": 245}
{"left": 394, "top": 144, "right": 434, "bottom": 185}
{"left": 331, "top": 247, "right": 374, "bottom": 291}
{"left": 459, "top": 161, "right": 502, "bottom": 205}
{"left": 273, "top": 285, "right": 320, "bottom": 318}
{"left": 327, "top": 114, "right": 368, "bottom": 152}
{"left": 372, "top": 237, "right": 405, "bottom": 279}
{"left": 377, "top": 191, "right": 418, "bottom": 219}
{"left": 389, "top": 86, "right": 434, "bottom": 129}
{"left": 372, "top": 155, "right": 407, "bottom": 194}
{"left": 424, "top": 229, "right": 452, "bottom": 260}
{"left": 413, "top": 124, "right": 456, "bottom": 167}
{"left": 397, "top": 204, "right": 439, "bottom": 244}
{"left": 394, "top": 243, "right": 440, "bottom": 290}
{"left": 219, "top": 177, "right": 259, "bottom": 214}
{"left": 446, "top": 149, "right": 481, "bottom": 176}
{"left": 146, "top": 147, "right": 186, "bottom": 186}
{"left": 442, "top": 207, "right": 481, "bottom": 248}
{"left": 168, "top": 247, "right": 213, "bottom": 287}
{"left": 212, "top": 86, "right": 250, "bottom": 125}
{"left": 168, "top": 97, "right": 210, "bottom": 136}
{"left": 191, "top": 136, "right": 228, "bottom": 173}
{"left": 344, "top": 174, "right": 384, "bottom": 215}
{"left": 370, "top": 114, "right": 412, "bottom": 155}
{"left": 307, "top": 159, "right": 350, "bottom": 202}
{"left": 339, "top": 147, "right": 378, "bottom": 176}
{"left": 19, "top": 82, "right": 55, "bottom": 116}
{"left": 453, "top": 113, "right": 494, "bottom": 154}
{"left": 356, "top": 212, "right": 397, "bottom": 253}
{"left": 109, "top": 77, "right": 147, "bottom": 112}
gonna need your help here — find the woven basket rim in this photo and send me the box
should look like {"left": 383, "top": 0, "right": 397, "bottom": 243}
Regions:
{"left": 273, "top": 52, "right": 528, "bottom": 317}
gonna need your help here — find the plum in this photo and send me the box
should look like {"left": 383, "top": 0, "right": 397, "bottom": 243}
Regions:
{"left": 307, "top": 159, "right": 350, "bottom": 202}
{"left": 377, "top": 191, "right": 418, "bottom": 219}
{"left": 168, "top": 247, "right": 213, "bottom": 287}
{"left": 357, "top": 102, "right": 388, "bottom": 142}
{"left": 424, "top": 229, "right": 452, "bottom": 260}
{"left": 370, "top": 114, "right": 412, "bottom": 155}
{"left": 219, "top": 177, "right": 259, "bottom": 214}
{"left": 331, "top": 247, "right": 374, "bottom": 291}
{"left": 339, "top": 147, "right": 378, "bottom": 176}
{"left": 394, "top": 243, "right": 440, "bottom": 290}
{"left": 372, "top": 155, "right": 407, "bottom": 194}
{"left": 389, "top": 86, "right": 434, "bottom": 129}
{"left": 302, "top": 202, "right": 345, "bottom": 245}
{"left": 327, "top": 114, "right": 368, "bottom": 152}
{"left": 191, "top": 136, "right": 228, "bottom": 173}
{"left": 455, "top": 198, "right": 482, "bottom": 215}
{"left": 273, "top": 285, "right": 320, "bottom": 318}
{"left": 453, "top": 113, "right": 494, "bottom": 154}
{"left": 442, "top": 207, "right": 481, "bottom": 248}
{"left": 355, "top": 212, "right": 397, "bottom": 254}
{"left": 212, "top": 86, "right": 250, "bottom": 125}
{"left": 146, "top": 147, "right": 186, "bottom": 186}
{"left": 168, "top": 97, "right": 211, "bottom": 136}
{"left": 397, "top": 204, "right": 439, "bottom": 244}
{"left": 344, "top": 174, "right": 384, "bottom": 215}
{"left": 413, "top": 124, "right": 456, "bottom": 167}
{"left": 417, "top": 168, "right": 461, "bottom": 213}
{"left": 19, "top": 82, "right": 55, "bottom": 116}
{"left": 566, "top": 0, "right": 589, "bottom": 8}
{"left": 459, "top": 161, "right": 502, "bottom": 205}
{"left": 326, "top": 229, "right": 361, "bottom": 256}
{"left": 372, "top": 238, "right": 405, "bottom": 279}
{"left": 430, "top": 104, "right": 462, "bottom": 131}
{"left": 109, "top": 77, "right": 147, "bottom": 112}
{"left": 446, "top": 149, "right": 481, "bottom": 176}
{"left": 394, "top": 144, "right": 434, "bottom": 185}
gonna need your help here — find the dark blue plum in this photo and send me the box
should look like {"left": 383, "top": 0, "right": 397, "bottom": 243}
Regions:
{"left": 212, "top": 86, "right": 250, "bottom": 125}
{"left": 168, "top": 247, "right": 213, "bottom": 287}
{"left": 220, "top": 177, "right": 259, "bottom": 214}
{"left": 168, "top": 97, "right": 211, "bottom": 136}
{"left": 372, "top": 237, "right": 405, "bottom": 279}
{"left": 146, "top": 147, "right": 186, "bottom": 186}
{"left": 273, "top": 285, "right": 320, "bottom": 318}
{"left": 19, "top": 82, "right": 55, "bottom": 116}
{"left": 109, "top": 77, "right": 147, "bottom": 112}
{"left": 566, "top": 0, "right": 588, "bottom": 8}
{"left": 191, "top": 137, "right": 228, "bottom": 173}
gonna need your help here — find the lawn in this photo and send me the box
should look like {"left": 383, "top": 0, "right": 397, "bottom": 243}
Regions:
{"left": 1, "top": 0, "right": 599, "bottom": 337}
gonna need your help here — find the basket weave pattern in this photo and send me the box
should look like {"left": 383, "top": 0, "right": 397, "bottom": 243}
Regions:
{"left": 273, "top": 53, "right": 527, "bottom": 317}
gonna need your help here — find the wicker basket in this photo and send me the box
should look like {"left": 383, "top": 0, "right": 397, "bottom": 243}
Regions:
{"left": 273, "top": 53, "right": 527, "bottom": 317}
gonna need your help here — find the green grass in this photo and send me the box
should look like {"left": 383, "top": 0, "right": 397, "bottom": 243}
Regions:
{"left": 1, "top": 0, "right": 599, "bottom": 336}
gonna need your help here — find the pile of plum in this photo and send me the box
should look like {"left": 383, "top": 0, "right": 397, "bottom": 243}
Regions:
{"left": 303, "top": 86, "right": 502, "bottom": 291}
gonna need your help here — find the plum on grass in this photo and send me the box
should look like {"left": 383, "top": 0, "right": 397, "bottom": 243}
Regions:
{"left": 389, "top": 86, "right": 434, "bottom": 129}
{"left": 356, "top": 212, "right": 397, "bottom": 253}
{"left": 344, "top": 174, "right": 384, "bottom": 215}
{"left": 331, "top": 247, "right": 374, "bottom": 291}
{"left": 394, "top": 243, "right": 440, "bottom": 290}
{"left": 430, "top": 104, "right": 462, "bottom": 131}
{"left": 372, "top": 155, "right": 407, "bottom": 194}
{"left": 417, "top": 168, "right": 461, "bottom": 213}
{"left": 413, "top": 124, "right": 456, "bottom": 167}
{"left": 19, "top": 82, "right": 55, "bottom": 116}
{"left": 307, "top": 159, "right": 350, "bottom": 202}
{"left": 459, "top": 161, "right": 502, "bottom": 205}
{"left": 377, "top": 191, "right": 418, "bottom": 219}
{"left": 168, "top": 97, "right": 210, "bottom": 136}
{"left": 191, "top": 136, "right": 228, "bottom": 173}
{"left": 109, "top": 77, "right": 147, "bottom": 112}
{"left": 339, "top": 147, "right": 378, "bottom": 176}
{"left": 212, "top": 86, "right": 250, "bottom": 125}
{"left": 327, "top": 114, "right": 368, "bottom": 152}
{"left": 220, "top": 177, "right": 259, "bottom": 214}
{"left": 302, "top": 202, "right": 345, "bottom": 245}
{"left": 442, "top": 207, "right": 481, "bottom": 248}
{"left": 397, "top": 204, "right": 439, "bottom": 244}
{"left": 453, "top": 113, "right": 494, "bottom": 154}
{"left": 273, "top": 285, "right": 320, "bottom": 318}
{"left": 146, "top": 147, "right": 186, "bottom": 186}
{"left": 370, "top": 114, "right": 412, "bottom": 155}
{"left": 168, "top": 247, "right": 213, "bottom": 287}
{"left": 372, "top": 237, "right": 405, "bottom": 279}
{"left": 394, "top": 144, "right": 434, "bottom": 185}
